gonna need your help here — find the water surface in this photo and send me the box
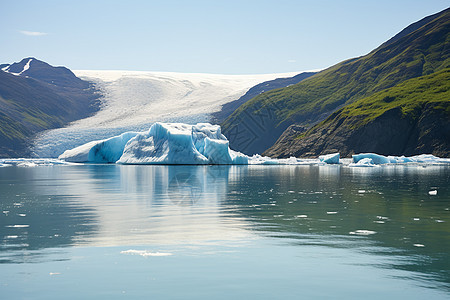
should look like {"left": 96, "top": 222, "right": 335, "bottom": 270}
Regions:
{"left": 0, "top": 164, "right": 449, "bottom": 299}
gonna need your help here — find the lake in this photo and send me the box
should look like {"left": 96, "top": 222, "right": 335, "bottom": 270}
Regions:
{"left": 0, "top": 164, "right": 449, "bottom": 299}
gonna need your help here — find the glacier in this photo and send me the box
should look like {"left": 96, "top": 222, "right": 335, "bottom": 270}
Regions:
{"left": 31, "top": 70, "right": 300, "bottom": 157}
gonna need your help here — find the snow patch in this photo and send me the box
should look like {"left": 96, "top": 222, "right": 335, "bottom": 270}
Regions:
{"left": 21, "top": 58, "right": 32, "bottom": 74}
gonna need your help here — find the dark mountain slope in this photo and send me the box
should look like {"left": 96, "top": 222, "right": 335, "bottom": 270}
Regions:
{"left": 264, "top": 68, "right": 450, "bottom": 158}
{"left": 212, "top": 71, "right": 316, "bottom": 123}
{"left": 222, "top": 7, "right": 450, "bottom": 155}
{"left": 0, "top": 58, "right": 100, "bottom": 157}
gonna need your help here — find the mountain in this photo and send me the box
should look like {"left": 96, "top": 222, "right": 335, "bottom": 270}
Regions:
{"left": 2, "top": 58, "right": 90, "bottom": 89}
{"left": 0, "top": 58, "right": 100, "bottom": 157}
{"left": 222, "top": 8, "right": 450, "bottom": 156}
{"left": 211, "top": 71, "right": 317, "bottom": 123}
{"left": 265, "top": 68, "right": 450, "bottom": 158}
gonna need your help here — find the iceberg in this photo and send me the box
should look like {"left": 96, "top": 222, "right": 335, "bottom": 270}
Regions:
{"left": 59, "top": 123, "right": 248, "bottom": 165}
{"left": 319, "top": 153, "right": 340, "bottom": 164}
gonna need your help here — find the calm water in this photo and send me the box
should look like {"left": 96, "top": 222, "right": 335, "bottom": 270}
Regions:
{"left": 0, "top": 164, "right": 449, "bottom": 299}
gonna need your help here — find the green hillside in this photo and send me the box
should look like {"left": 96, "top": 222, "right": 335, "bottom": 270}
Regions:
{"left": 265, "top": 68, "right": 450, "bottom": 157}
{"left": 222, "top": 8, "right": 450, "bottom": 155}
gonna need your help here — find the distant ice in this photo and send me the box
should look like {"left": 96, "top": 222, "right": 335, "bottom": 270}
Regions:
{"left": 0, "top": 158, "right": 73, "bottom": 167}
{"left": 351, "top": 153, "right": 450, "bottom": 165}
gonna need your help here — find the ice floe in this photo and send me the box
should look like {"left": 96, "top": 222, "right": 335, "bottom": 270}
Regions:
{"left": 0, "top": 158, "right": 75, "bottom": 167}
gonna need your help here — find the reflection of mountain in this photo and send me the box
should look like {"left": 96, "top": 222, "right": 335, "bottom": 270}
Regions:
{"left": 0, "top": 167, "right": 98, "bottom": 262}
{"left": 224, "top": 166, "right": 450, "bottom": 286}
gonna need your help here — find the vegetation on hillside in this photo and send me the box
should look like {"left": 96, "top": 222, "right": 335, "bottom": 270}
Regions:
{"left": 264, "top": 68, "right": 450, "bottom": 158}
{"left": 222, "top": 8, "right": 450, "bottom": 155}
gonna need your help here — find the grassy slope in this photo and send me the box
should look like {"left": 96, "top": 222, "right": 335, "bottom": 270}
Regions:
{"left": 266, "top": 68, "right": 450, "bottom": 157}
{"left": 222, "top": 8, "right": 450, "bottom": 154}
{"left": 324, "top": 67, "right": 450, "bottom": 130}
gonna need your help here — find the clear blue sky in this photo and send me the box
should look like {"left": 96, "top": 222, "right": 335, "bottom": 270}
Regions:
{"left": 1, "top": 0, "right": 448, "bottom": 74}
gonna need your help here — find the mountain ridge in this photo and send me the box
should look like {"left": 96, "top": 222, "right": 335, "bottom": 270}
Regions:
{"left": 0, "top": 58, "right": 100, "bottom": 157}
{"left": 222, "top": 7, "right": 450, "bottom": 156}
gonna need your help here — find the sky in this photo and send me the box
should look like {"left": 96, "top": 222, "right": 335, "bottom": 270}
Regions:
{"left": 1, "top": 0, "right": 448, "bottom": 74}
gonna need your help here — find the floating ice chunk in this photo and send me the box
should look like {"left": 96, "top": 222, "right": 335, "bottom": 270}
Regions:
{"left": 349, "top": 157, "right": 378, "bottom": 167}
{"left": 248, "top": 154, "right": 279, "bottom": 165}
{"left": 352, "top": 153, "right": 391, "bottom": 164}
{"left": 59, "top": 131, "right": 139, "bottom": 163}
{"left": 319, "top": 153, "right": 340, "bottom": 164}
{"left": 349, "top": 230, "right": 377, "bottom": 236}
{"left": 352, "top": 153, "right": 449, "bottom": 165}
{"left": 428, "top": 190, "right": 438, "bottom": 196}
{"left": 120, "top": 249, "right": 173, "bottom": 257}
